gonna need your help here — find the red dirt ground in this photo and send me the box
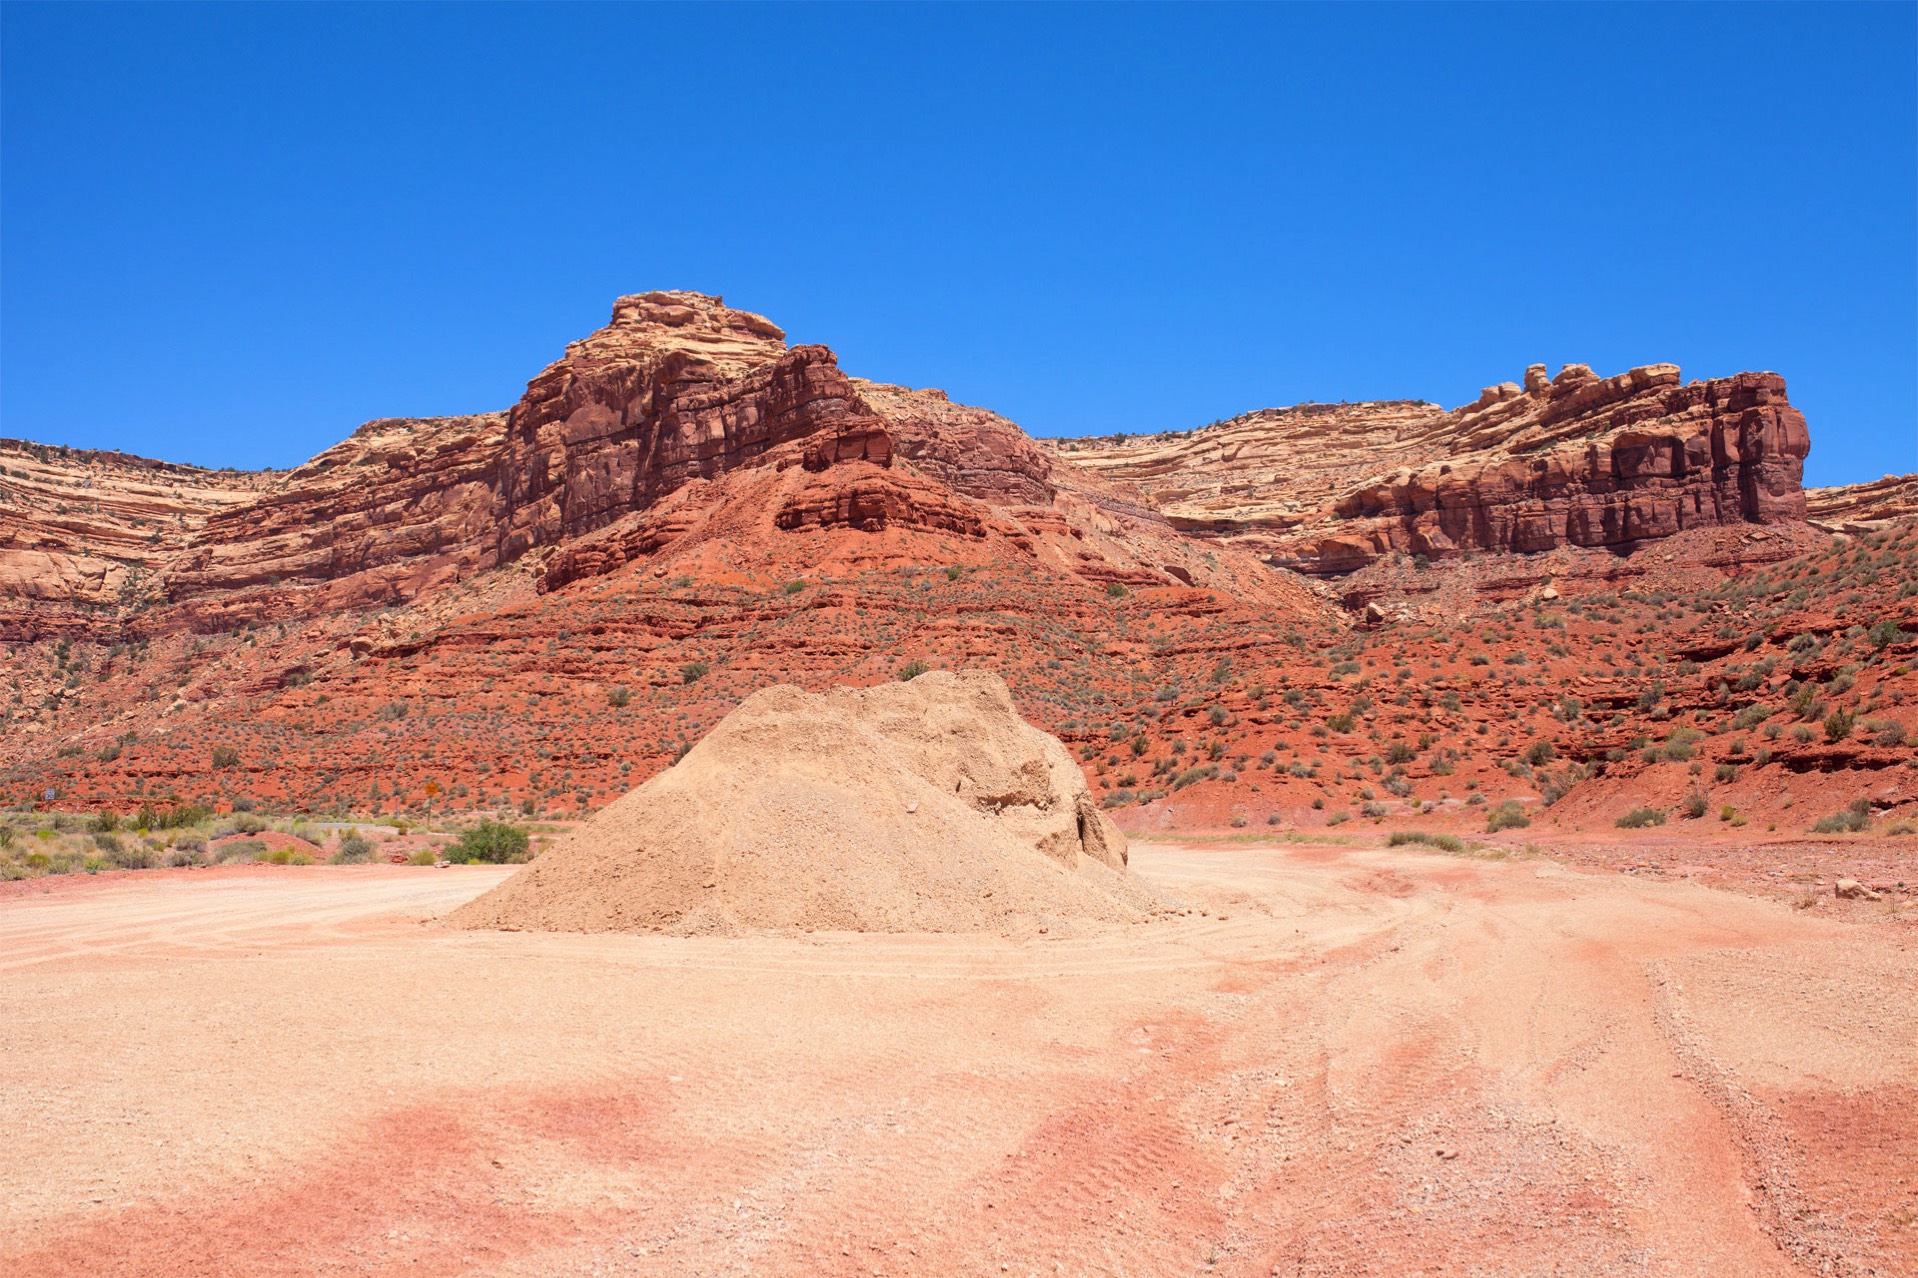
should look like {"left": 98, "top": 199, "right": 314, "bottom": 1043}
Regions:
{"left": 4, "top": 845, "right": 1912, "bottom": 1277}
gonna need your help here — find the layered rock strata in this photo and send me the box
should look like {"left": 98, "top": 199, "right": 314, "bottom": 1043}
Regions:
{"left": 1044, "top": 362, "right": 1811, "bottom": 574}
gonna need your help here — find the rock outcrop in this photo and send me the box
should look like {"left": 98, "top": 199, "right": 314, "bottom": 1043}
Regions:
{"left": 1807, "top": 473, "right": 1918, "bottom": 535}
{"left": 1, "top": 292, "right": 1298, "bottom": 641}
{"left": 1044, "top": 362, "right": 1811, "bottom": 575}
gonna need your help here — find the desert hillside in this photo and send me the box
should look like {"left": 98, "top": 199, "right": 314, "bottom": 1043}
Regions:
{"left": 2, "top": 292, "right": 1913, "bottom": 849}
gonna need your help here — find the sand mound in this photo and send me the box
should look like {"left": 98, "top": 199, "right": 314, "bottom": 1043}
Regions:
{"left": 447, "top": 671, "right": 1154, "bottom": 936}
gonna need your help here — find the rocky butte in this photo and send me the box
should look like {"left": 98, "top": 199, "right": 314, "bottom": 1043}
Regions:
{"left": 0, "top": 291, "right": 1913, "bottom": 845}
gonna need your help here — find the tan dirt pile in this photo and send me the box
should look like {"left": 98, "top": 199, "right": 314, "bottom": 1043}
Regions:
{"left": 446, "top": 670, "right": 1154, "bottom": 936}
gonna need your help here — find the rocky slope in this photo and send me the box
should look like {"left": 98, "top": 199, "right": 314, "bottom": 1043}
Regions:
{"left": 1044, "top": 362, "right": 1811, "bottom": 574}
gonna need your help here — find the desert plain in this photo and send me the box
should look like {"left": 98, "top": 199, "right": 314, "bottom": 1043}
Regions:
{"left": 4, "top": 835, "right": 1914, "bottom": 1278}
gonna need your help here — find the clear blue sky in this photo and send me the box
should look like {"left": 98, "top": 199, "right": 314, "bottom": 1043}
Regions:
{"left": 3, "top": 3, "right": 1912, "bottom": 485}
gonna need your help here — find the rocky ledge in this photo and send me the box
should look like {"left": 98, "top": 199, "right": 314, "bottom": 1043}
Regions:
{"left": 1043, "top": 361, "right": 1811, "bottom": 575}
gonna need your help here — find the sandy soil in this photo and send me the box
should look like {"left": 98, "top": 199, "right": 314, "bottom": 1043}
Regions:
{"left": 3, "top": 850, "right": 1913, "bottom": 1277}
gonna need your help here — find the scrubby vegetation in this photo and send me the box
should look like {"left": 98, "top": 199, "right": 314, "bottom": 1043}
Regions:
{"left": 0, "top": 806, "right": 526, "bottom": 880}
{"left": 1810, "top": 798, "right": 1873, "bottom": 835}
{"left": 1485, "top": 801, "right": 1531, "bottom": 833}
{"left": 448, "top": 819, "right": 531, "bottom": 864}
{"left": 1387, "top": 830, "right": 1466, "bottom": 853}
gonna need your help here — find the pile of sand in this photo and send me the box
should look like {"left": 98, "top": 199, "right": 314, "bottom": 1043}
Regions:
{"left": 446, "top": 671, "right": 1154, "bottom": 937}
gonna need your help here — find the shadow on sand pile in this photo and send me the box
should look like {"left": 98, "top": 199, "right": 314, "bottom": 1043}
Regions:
{"left": 445, "top": 671, "right": 1157, "bottom": 937}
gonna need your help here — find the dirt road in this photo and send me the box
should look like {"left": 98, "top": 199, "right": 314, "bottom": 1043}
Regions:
{"left": 3, "top": 847, "right": 1912, "bottom": 1276}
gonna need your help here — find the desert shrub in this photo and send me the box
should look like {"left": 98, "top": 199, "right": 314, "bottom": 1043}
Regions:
{"left": 681, "top": 660, "right": 709, "bottom": 684}
{"left": 211, "top": 745, "right": 241, "bottom": 769}
{"left": 1680, "top": 791, "right": 1708, "bottom": 819}
{"left": 1732, "top": 703, "right": 1772, "bottom": 730}
{"left": 0, "top": 826, "right": 14, "bottom": 852}
{"left": 1105, "top": 581, "right": 1127, "bottom": 598}
{"left": 1864, "top": 718, "right": 1907, "bottom": 747}
{"left": 220, "top": 813, "right": 268, "bottom": 836}
{"left": 166, "top": 846, "right": 205, "bottom": 868}
{"left": 1615, "top": 807, "right": 1666, "bottom": 829}
{"left": 1714, "top": 763, "right": 1738, "bottom": 783}
{"left": 330, "top": 831, "right": 376, "bottom": 864}
{"left": 896, "top": 660, "right": 929, "bottom": 682}
{"left": 450, "top": 820, "right": 530, "bottom": 864}
{"left": 1810, "top": 799, "right": 1872, "bottom": 834}
{"left": 1868, "top": 619, "right": 1909, "bottom": 649}
{"left": 90, "top": 810, "right": 122, "bottom": 833}
{"left": 1486, "top": 801, "right": 1531, "bottom": 833}
{"left": 783, "top": 579, "right": 809, "bottom": 594}
{"left": 135, "top": 801, "right": 213, "bottom": 830}
{"left": 1360, "top": 801, "right": 1387, "bottom": 818}
{"left": 1325, "top": 810, "right": 1351, "bottom": 826}
{"left": 104, "top": 839, "right": 154, "bottom": 869}
{"left": 1822, "top": 707, "right": 1856, "bottom": 743}
{"left": 407, "top": 847, "right": 438, "bottom": 866}
{"left": 215, "top": 839, "right": 268, "bottom": 863}
{"left": 607, "top": 685, "right": 632, "bottom": 708}
{"left": 1388, "top": 831, "right": 1466, "bottom": 854}
{"left": 1660, "top": 727, "right": 1703, "bottom": 762}
{"left": 1101, "top": 790, "right": 1135, "bottom": 809}
{"left": 1523, "top": 740, "right": 1555, "bottom": 767}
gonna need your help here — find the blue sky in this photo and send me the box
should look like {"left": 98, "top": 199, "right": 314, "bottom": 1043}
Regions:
{"left": 3, "top": 3, "right": 1912, "bottom": 485}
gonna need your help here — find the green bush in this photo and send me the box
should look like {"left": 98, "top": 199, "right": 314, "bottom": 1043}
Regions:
{"left": 215, "top": 839, "right": 268, "bottom": 863}
{"left": 1823, "top": 707, "right": 1855, "bottom": 743}
{"left": 450, "top": 820, "right": 531, "bottom": 864}
{"left": 1486, "top": 801, "right": 1531, "bottom": 833}
{"left": 1868, "top": 619, "right": 1908, "bottom": 650}
{"left": 330, "top": 831, "right": 376, "bottom": 864}
{"left": 607, "top": 685, "right": 632, "bottom": 708}
{"left": 1615, "top": 807, "right": 1665, "bottom": 829}
{"left": 1680, "top": 791, "right": 1708, "bottom": 819}
{"left": 897, "top": 660, "right": 930, "bottom": 681}
{"left": 1810, "top": 798, "right": 1872, "bottom": 835}
{"left": 1388, "top": 831, "right": 1466, "bottom": 854}
{"left": 680, "top": 661, "right": 709, "bottom": 684}
{"left": 211, "top": 745, "right": 241, "bottom": 769}
{"left": 1105, "top": 581, "right": 1128, "bottom": 598}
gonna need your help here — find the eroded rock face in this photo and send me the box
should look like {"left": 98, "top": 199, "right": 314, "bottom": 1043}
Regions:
{"left": 2, "top": 292, "right": 1255, "bottom": 640}
{"left": 1043, "top": 363, "right": 1812, "bottom": 575}
{"left": 2, "top": 302, "right": 1826, "bottom": 649}
{"left": 1807, "top": 473, "right": 1918, "bottom": 535}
